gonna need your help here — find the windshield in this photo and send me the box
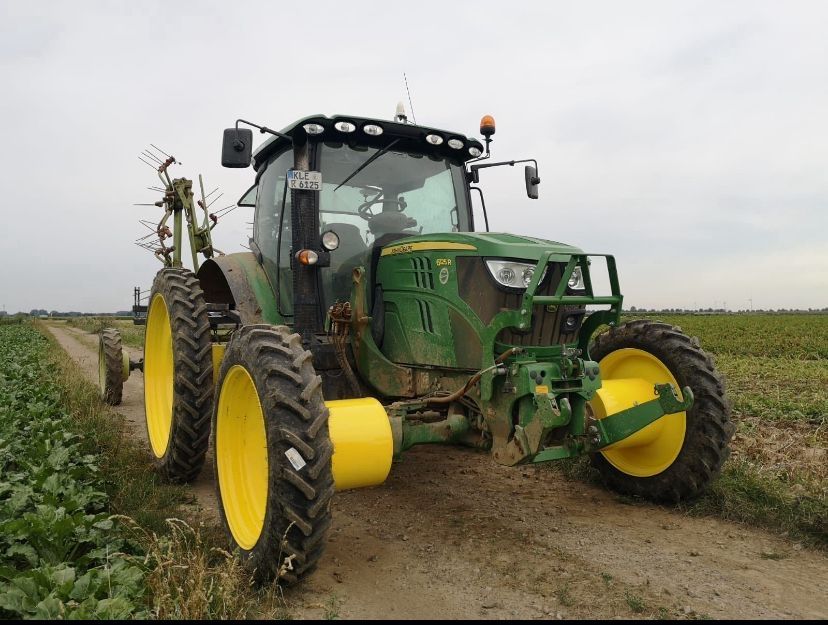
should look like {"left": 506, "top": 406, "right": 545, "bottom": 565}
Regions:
{"left": 318, "top": 142, "right": 471, "bottom": 305}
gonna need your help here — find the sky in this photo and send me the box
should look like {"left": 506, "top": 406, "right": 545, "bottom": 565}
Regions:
{"left": 0, "top": 0, "right": 826, "bottom": 313}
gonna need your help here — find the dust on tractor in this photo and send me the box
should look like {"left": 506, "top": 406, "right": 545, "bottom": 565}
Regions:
{"left": 100, "top": 109, "right": 734, "bottom": 584}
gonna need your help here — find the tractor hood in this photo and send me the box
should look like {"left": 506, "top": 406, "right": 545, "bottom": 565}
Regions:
{"left": 379, "top": 232, "right": 584, "bottom": 262}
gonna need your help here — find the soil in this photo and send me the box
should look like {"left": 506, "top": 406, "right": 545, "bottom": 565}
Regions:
{"left": 46, "top": 322, "right": 828, "bottom": 620}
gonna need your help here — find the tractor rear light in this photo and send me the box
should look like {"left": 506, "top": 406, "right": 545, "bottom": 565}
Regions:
{"left": 296, "top": 249, "right": 319, "bottom": 265}
{"left": 303, "top": 123, "right": 325, "bottom": 135}
{"left": 425, "top": 134, "right": 444, "bottom": 145}
{"left": 334, "top": 121, "right": 356, "bottom": 133}
{"left": 447, "top": 138, "right": 464, "bottom": 150}
{"left": 363, "top": 124, "right": 384, "bottom": 136}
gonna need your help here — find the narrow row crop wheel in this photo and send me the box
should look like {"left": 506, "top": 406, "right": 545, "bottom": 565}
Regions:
{"left": 213, "top": 324, "right": 334, "bottom": 585}
{"left": 99, "top": 328, "right": 126, "bottom": 405}
{"left": 588, "top": 319, "right": 735, "bottom": 503}
{"left": 143, "top": 267, "right": 213, "bottom": 483}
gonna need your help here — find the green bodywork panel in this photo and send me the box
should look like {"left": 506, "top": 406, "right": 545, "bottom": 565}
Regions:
{"left": 375, "top": 231, "right": 588, "bottom": 370}
{"left": 345, "top": 230, "right": 674, "bottom": 466}
{"left": 199, "top": 253, "right": 281, "bottom": 325}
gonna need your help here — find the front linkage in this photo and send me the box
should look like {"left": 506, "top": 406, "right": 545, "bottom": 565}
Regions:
{"left": 350, "top": 250, "right": 695, "bottom": 467}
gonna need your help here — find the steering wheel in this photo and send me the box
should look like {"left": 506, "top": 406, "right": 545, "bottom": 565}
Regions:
{"left": 357, "top": 196, "right": 405, "bottom": 221}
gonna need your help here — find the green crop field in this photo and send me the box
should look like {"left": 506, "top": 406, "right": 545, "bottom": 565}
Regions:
{"left": 620, "top": 314, "right": 828, "bottom": 424}
{"left": 0, "top": 325, "right": 146, "bottom": 618}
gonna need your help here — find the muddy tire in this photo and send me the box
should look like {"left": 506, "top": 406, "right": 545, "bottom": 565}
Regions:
{"left": 213, "top": 325, "right": 334, "bottom": 585}
{"left": 144, "top": 267, "right": 213, "bottom": 483}
{"left": 589, "top": 319, "right": 734, "bottom": 503}
{"left": 99, "top": 328, "right": 124, "bottom": 405}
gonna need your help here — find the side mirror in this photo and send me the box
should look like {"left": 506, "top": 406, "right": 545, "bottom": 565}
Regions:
{"left": 524, "top": 165, "right": 540, "bottom": 199}
{"left": 222, "top": 128, "right": 253, "bottom": 168}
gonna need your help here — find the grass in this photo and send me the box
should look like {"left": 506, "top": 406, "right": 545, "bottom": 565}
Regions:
{"left": 556, "top": 582, "right": 574, "bottom": 607}
{"left": 624, "top": 591, "right": 646, "bottom": 614}
{"left": 30, "top": 322, "right": 284, "bottom": 618}
{"left": 65, "top": 317, "right": 145, "bottom": 349}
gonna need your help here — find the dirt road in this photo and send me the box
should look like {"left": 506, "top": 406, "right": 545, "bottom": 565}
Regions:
{"left": 46, "top": 322, "right": 827, "bottom": 620}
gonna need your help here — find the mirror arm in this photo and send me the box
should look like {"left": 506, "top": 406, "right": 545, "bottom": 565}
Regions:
{"left": 468, "top": 158, "right": 539, "bottom": 178}
{"left": 235, "top": 119, "right": 293, "bottom": 148}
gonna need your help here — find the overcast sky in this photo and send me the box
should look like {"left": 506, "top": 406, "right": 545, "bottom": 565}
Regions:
{"left": 1, "top": 1, "right": 826, "bottom": 313}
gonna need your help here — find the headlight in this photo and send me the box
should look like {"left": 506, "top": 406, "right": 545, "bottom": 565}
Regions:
{"left": 485, "top": 259, "right": 547, "bottom": 289}
{"left": 568, "top": 266, "right": 584, "bottom": 290}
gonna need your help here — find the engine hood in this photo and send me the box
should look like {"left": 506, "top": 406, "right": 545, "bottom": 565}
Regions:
{"left": 379, "top": 231, "right": 584, "bottom": 262}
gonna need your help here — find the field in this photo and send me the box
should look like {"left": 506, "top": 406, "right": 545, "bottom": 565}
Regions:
{"left": 0, "top": 323, "right": 283, "bottom": 619}
{"left": 65, "top": 313, "right": 828, "bottom": 544}
{"left": 5, "top": 313, "right": 826, "bottom": 618}
{"left": 0, "top": 325, "right": 146, "bottom": 618}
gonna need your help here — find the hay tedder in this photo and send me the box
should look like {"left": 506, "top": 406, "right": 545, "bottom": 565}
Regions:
{"left": 100, "top": 109, "right": 734, "bottom": 584}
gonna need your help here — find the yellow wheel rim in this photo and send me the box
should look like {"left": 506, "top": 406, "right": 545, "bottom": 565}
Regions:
{"left": 590, "top": 348, "right": 686, "bottom": 477}
{"left": 144, "top": 294, "right": 174, "bottom": 458}
{"left": 216, "top": 365, "right": 269, "bottom": 550}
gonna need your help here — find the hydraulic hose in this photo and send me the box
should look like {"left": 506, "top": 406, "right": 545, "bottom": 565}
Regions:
{"left": 425, "top": 347, "right": 523, "bottom": 405}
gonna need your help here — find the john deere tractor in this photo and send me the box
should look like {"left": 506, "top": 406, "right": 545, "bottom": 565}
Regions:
{"left": 101, "top": 110, "right": 734, "bottom": 584}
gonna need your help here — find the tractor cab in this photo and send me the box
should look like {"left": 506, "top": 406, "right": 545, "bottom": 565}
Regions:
{"left": 230, "top": 114, "right": 485, "bottom": 318}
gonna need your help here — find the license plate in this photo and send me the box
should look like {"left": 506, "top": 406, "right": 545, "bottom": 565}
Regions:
{"left": 287, "top": 170, "right": 322, "bottom": 190}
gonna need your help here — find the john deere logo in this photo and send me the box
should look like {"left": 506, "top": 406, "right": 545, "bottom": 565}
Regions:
{"left": 439, "top": 267, "right": 449, "bottom": 285}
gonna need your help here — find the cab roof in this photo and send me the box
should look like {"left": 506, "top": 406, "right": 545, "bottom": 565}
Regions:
{"left": 252, "top": 114, "right": 485, "bottom": 170}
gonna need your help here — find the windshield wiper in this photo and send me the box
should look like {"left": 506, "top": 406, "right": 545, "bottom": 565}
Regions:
{"left": 334, "top": 139, "right": 400, "bottom": 191}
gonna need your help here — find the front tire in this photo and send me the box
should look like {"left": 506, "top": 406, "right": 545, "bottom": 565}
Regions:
{"left": 589, "top": 319, "right": 734, "bottom": 502}
{"left": 213, "top": 325, "right": 334, "bottom": 585}
{"left": 143, "top": 268, "right": 213, "bottom": 483}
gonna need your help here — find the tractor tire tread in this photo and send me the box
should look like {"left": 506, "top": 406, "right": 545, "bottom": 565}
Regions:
{"left": 100, "top": 328, "right": 123, "bottom": 405}
{"left": 147, "top": 267, "right": 213, "bottom": 483}
{"left": 589, "top": 319, "right": 734, "bottom": 503}
{"left": 214, "top": 324, "right": 334, "bottom": 585}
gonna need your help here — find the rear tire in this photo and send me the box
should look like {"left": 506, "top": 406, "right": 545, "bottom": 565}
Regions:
{"left": 589, "top": 319, "right": 734, "bottom": 502}
{"left": 213, "top": 324, "right": 334, "bottom": 585}
{"left": 144, "top": 268, "right": 213, "bottom": 483}
{"left": 99, "top": 328, "right": 124, "bottom": 406}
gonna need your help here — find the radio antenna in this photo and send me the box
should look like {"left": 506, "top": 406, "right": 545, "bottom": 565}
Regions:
{"left": 404, "top": 72, "right": 417, "bottom": 124}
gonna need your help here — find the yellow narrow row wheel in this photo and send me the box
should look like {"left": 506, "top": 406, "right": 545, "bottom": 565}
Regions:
{"left": 144, "top": 268, "right": 213, "bottom": 483}
{"left": 214, "top": 324, "right": 335, "bottom": 585}
{"left": 588, "top": 319, "right": 734, "bottom": 503}
{"left": 99, "top": 328, "right": 125, "bottom": 405}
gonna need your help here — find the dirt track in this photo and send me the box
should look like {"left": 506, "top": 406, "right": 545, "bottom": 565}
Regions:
{"left": 47, "top": 322, "right": 827, "bottom": 620}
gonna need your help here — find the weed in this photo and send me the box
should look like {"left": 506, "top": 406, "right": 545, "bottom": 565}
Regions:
{"left": 556, "top": 582, "right": 574, "bottom": 607}
{"left": 624, "top": 591, "right": 646, "bottom": 613}
{"left": 323, "top": 593, "right": 342, "bottom": 620}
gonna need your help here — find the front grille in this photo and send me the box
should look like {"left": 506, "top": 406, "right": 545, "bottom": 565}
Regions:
{"left": 456, "top": 257, "right": 583, "bottom": 346}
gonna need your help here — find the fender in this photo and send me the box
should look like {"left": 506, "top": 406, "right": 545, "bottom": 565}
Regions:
{"left": 197, "top": 253, "right": 281, "bottom": 325}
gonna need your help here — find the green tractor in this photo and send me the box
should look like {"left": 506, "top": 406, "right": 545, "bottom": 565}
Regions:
{"left": 102, "top": 110, "right": 734, "bottom": 584}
